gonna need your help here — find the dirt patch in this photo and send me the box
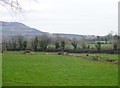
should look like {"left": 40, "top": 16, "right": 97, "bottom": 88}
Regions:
{"left": 111, "top": 61, "right": 120, "bottom": 64}
{"left": 79, "top": 55, "right": 119, "bottom": 64}
{"left": 76, "top": 56, "right": 102, "bottom": 61}
{"left": 66, "top": 54, "right": 119, "bottom": 64}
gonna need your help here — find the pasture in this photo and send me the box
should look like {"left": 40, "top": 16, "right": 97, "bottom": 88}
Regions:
{"left": 48, "top": 43, "right": 113, "bottom": 49}
{"left": 0, "top": 53, "right": 2, "bottom": 87}
{"left": 2, "top": 51, "right": 118, "bottom": 86}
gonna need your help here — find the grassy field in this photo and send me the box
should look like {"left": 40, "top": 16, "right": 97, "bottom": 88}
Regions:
{"left": 90, "top": 44, "right": 112, "bottom": 49}
{"left": 0, "top": 53, "right": 2, "bottom": 87}
{"left": 2, "top": 51, "right": 118, "bottom": 86}
{"left": 48, "top": 43, "right": 112, "bottom": 49}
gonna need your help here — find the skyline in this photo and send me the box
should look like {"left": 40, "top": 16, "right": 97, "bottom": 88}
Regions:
{"left": 0, "top": 0, "right": 119, "bottom": 36}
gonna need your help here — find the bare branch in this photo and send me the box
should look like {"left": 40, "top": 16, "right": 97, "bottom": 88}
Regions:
{"left": 0, "top": 0, "right": 25, "bottom": 13}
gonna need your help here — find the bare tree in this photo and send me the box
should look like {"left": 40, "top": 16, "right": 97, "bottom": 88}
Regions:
{"left": 53, "top": 36, "right": 69, "bottom": 50}
{"left": 95, "top": 42, "right": 101, "bottom": 53}
{"left": 0, "top": 0, "right": 22, "bottom": 13}
{"left": 0, "top": 0, "right": 37, "bottom": 13}
{"left": 38, "top": 34, "right": 51, "bottom": 50}
{"left": 31, "top": 36, "right": 38, "bottom": 51}
{"left": 60, "top": 40, "right": 65, "bottom": 50}
{"left": 55, "top": 41, "right": 60, "bottom": 50}
{"left": 71, "top": 38, "right": 78, "bottom": 50}
{"left": 80, "top": 36, "right": 90, "bottom": 49}
{"left": 23, "top": 40, "right": 27, "bottom": 50}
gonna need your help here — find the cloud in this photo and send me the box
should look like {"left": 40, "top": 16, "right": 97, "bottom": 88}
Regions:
{"left": 0, "top": 0, "right": 119, "bottom": 35}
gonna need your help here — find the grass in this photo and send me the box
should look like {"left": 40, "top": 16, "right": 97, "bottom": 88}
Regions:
{"left": 2, "top": 51, "right": 118, "bottom": 86}
{"left": 0, "top": 53, "right": 2, "bottom": 87}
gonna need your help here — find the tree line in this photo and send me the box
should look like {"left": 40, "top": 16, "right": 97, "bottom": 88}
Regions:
{"left": 2, "top": 34, "right": 120, "bottom": 53}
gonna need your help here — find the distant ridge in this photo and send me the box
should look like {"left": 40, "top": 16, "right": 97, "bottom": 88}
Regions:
{"left": 1, "top": 21, "right": 97, "bottom": 39}
{"left": 1, "top": 21, "right": 47, "bottom": 38}
{"left": 53, "top": 33, "right": 96, "bottom": 39}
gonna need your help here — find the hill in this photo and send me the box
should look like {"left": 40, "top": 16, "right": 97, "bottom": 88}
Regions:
{"left": 1, "top": 21, "right": 97, "bottom": 39}
{"left": 1, "top": 21, "right": 47, "bottom": 39}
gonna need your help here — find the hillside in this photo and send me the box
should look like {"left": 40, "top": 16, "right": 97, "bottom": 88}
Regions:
{"left": 1, "top": 21, "right": 97, "bottom": 39}
{"left": 1, "top": 21, "right": 46, "bottom": 38}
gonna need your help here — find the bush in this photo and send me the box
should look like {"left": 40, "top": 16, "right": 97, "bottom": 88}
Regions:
{"left": 23, "top": 50, "right": 30, "bottom": 54}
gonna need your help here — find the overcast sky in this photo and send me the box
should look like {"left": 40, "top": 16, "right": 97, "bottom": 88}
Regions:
{"left": 0, "top": 0, "right": 119, "bottom": 36}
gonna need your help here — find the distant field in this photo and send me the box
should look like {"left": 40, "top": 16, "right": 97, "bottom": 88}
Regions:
{"left": 90, "top": 44, "right": 112, "bottom": 49}
{"left": 48, "top": 43, "right": 113, "bottom": 49}
{"left": 2, "top": 52, "right": 118, "bottom": 86}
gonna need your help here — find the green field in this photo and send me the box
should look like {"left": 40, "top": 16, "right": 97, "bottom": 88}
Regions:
{"left": 0, "top": 53, "right": 2, "bottom": 87}
{"left": 2, "top": 52, "right": 118, "bottom": 86}
{"left": 48, "top": 43, "right": 112, "bottom": 49}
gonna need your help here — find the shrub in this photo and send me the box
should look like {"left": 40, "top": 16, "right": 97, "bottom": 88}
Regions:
{"left": 23, "top": 50, "right": 30, "bottom": 54}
